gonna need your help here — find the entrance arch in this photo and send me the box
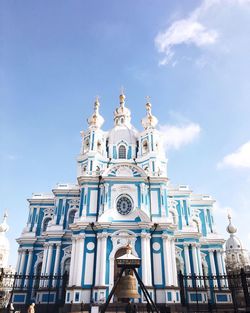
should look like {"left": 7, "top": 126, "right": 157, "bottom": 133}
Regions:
{"left": 114, "top": 248, "right": 127, "bottom": 284}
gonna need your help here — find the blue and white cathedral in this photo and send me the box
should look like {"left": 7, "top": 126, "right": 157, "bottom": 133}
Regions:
{"left": 14, "top": 93, "right": 231, "bottom": 306}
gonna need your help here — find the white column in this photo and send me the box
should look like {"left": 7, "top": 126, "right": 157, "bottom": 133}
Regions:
{"left": 184, "top": 244, "right": 191, "bottom": 274}
{"left": 99, "top": 232, "right": 108, "bottom": 286}
{"left": 53, "top": 243, "right": 61, "bottom": 287}
{"left": 209, "top": 250, "right": 216, "bottom": 275}
{"left": 72, "top": 238, "right": 80, "bottom": 285}
{"left": 18, "top": 250, "right": 26, "bottom": 274}
{"left": 184, "top": 244, "right": 191, "bottom": 286}
{"left": 95, "top": 233, "right": 102, "bottom": 286}
{"left": 24, "top": 249, "right": 33, "bottom": 287}
{"left": 41, "top": 244, "right": 48, "bottom": 275}
{"left": 17, "top": 250, "right": 26, "bottom": 287}
{"left": 40, "top": 244, "right": 49, "bottom": 287}
{"left": 196, "top": 245, "right": 204, "bottom": 287}
{"left": 209, "top": 250, "right": 217, "bottom": 288}
{"left": 146, "top": 234, "right": 152, "bottom": 286}
{"left": 192, "top": 244, "right": 200, "bottom": 287}
{"left": 16, "top": 250, "right": 22, "bottom": 273}
{"left": 76, "top": 234, "right": 86, "bottom": 287}
{"left": 141, "top": 232, "right": 148, "bottom": 286}
{"left": 221, "top": 251, "right": 228, "bottom": 287}
{"left": 170, "top": 238, "right": 178, "bottom": 286}
{"left": 53, "top": 244, "right": 61, "bottom": 274}
{"left": 45, "top": 244, "right": 53, "bottom": 274}
{"left": 68, "top": 237, "right": 77, "bottom": 286}
{"left": 217, "top": 250, "right": 226, "bottom": 288}
{"left": 162, "top": 235, "right": 172, "bottom": 286}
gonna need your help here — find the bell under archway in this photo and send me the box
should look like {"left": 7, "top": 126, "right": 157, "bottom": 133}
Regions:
{"left": 114, "top": 247, "right": 140, "bottom": 301}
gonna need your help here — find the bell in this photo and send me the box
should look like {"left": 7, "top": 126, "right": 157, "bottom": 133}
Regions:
{"left": 115, "top": 273, "right": 140, "bottom": 299}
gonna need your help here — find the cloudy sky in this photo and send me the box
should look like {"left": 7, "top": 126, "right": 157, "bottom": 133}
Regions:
{"left": 1, "top": 0, "right": 250, "bottom": 265}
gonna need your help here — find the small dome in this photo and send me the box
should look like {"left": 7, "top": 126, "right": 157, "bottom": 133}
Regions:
{"left": 87, "top": 97, "right": 104, "bottom": 129}
{"left": 225, "top": 235, "right": 242, "bottom": 251}
{"left": 141, "top": 99, "right": 158, "bottom": 129}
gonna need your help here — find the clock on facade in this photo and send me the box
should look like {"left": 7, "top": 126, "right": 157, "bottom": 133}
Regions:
{"left": 116, "top": 195, "right": 133, "bottom": 215}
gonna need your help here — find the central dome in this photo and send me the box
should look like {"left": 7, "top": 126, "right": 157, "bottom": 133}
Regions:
{"left": 108, "top": 124, "right": 138, "bottom": 146}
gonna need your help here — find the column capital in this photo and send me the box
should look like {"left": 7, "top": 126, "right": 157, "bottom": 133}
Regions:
{"left": 77, "top": 233, "right": 86, "bottom": 240}
{"left": 208, "top": 248, "right": 215, "bottom": 253}
{"left": 97, "top": 232, "right": 108, "bottom": 239}
{"left": 161, "top": 234, "right": 170, "bottom": 240}
{"left": 191, "top": 243, "right": 199, "bottom": 248}
{"left": 55, "top": 242, "right": 61, "bottom": 248}
{"left": 102, "top": 231, "right": 109, "bottom": 238}
{"left": 216, "top": 248, "right": 223, "bottom": 253}
{"left": 141, "top": 232, "right": 151, "bottom": 239}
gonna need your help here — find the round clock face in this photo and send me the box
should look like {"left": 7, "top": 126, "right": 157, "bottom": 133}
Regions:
{"left": 116, "top": 196, "right": 133, "bottom": 215}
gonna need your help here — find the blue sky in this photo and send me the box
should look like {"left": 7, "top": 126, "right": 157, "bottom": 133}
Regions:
{"left": 1, "top": 0, "right": 250, "bottom": 266}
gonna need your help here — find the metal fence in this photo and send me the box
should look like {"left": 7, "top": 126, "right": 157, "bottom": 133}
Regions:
{"left": 178, "top": 268, "right": 250, "bottom": 312}
{"left": 0, "top": 270, "right": 68, "bottom": 313}
{"left": 0, "top": 269, "right": 250, "bottom": 313}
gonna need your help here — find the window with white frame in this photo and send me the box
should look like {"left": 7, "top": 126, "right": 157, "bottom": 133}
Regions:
{"left": 42, "top": 217, "right": 52, "bottom": 232}
{"left": 118, "top": 145, "right": 126, "bottom": 159}
{"left": 68, "top": 210, "right": 77, "bottom": 226}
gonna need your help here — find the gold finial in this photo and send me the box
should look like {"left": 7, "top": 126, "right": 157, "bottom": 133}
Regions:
{"left": 119, "top": 86, "right": 126, "bottom": 106}
{"left": 94, "top": 96, "right": 100, "bottom": 113}
{"left": 145, "top": 96, "right": 152, "bottom": 114}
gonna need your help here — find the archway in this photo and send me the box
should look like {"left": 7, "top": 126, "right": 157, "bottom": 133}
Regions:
{"left": 114, "top": 248, "right": 127, "bottom": 284}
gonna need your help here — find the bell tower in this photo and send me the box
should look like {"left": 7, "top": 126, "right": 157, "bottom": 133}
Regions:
{"left": 137, "top": 98, "right": 167, "bottom": 177}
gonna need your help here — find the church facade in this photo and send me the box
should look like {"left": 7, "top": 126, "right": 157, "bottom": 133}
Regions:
{"left": 14, "top": 94, "right": 231, "bottom": 306}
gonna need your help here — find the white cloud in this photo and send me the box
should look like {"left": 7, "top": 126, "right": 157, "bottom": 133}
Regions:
{"left": 155, "top": 0, "right": 250, "bottom": 65}
{"left": 218, "top": 141, "right": 250, "bottom": 169}
{"left": 159, "top": 122, "right": 201, "bottom": 150}
{"left": 155, "top": 20, "right": 218, "bottom": 65}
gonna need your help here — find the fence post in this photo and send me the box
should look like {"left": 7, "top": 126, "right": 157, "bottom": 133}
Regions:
{"left": 178, "top": 271, "right": 186, "bottom": 306}
{"left": 240, "top": 268, "right": 250, "bottom": 308}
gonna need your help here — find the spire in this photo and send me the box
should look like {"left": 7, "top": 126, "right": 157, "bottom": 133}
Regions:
{"left": 87, "top": 96, "right": 104, "bottom": 129}
{"left": 141, "top": 96, "right": 158, "bottom": 129}
{"left": 0, "top": 211, "right": 9, "bottom": 234}
{"left": 226, "top": 213, "right": 237, "bottom": 235}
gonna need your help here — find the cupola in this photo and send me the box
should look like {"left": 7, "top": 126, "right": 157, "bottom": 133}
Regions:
{"left": 87, "top": 97, "right": 104, "bottom": 129}
{"left": 141, "top": 97, "right": 158, "bottom": 129}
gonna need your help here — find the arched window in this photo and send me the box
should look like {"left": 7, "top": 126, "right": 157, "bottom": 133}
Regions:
{"left": 42, "top": 217, "right": 52, "bottom": 232}
{"left": 118, "top": 145, "right": 126, "bottom": 159}
{"left": 63, "top": 258, "right": 71, "bottom": 274}
{"left": 34, "top": 262, "right": 42, "bottom": 289}
{"left": 68, "top": 210, "right": 77, "bottom": 226}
